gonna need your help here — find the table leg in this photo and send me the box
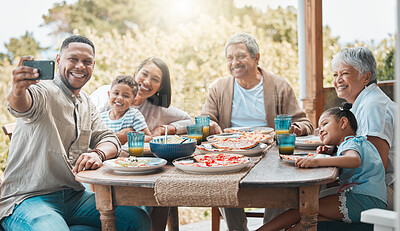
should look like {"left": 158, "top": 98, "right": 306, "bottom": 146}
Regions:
{"left": 167, "top": 206, "right": 179, "bottom": 231}
{"left": 211, "top": 207, "right": 221, "bottom": 231}
{"left": 299, "top": 185, "right": 320, "bottom": 231}
{"left": 95, "top": 185, "right": 117, "bottom": 231}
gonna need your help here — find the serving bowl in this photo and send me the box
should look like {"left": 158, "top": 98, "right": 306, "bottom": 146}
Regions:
{"left": 149, "top": 137, "right": 197, "bottom": 162}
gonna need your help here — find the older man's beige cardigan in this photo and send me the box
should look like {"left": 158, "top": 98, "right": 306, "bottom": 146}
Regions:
{"left": 200, "top": 67, "right": 314, "bottom": 135}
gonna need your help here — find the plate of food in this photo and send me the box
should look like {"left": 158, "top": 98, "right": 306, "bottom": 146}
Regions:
{"left": 173, "top": 153, "right": 251, "bottom": 174}
{"left": 279, "top": 153, "right": 330, "bottom": 164}
{"left": 224, "top": 126, "right": 274, "bottom": 134}
{"left": 197, "top": 140, "right": 268, "bottom": 156}
{"left": 295, "top": 135, "right": 323, "bottom": 149}
{"left": 103, "top": 156, "right": 167, "bottom": 174}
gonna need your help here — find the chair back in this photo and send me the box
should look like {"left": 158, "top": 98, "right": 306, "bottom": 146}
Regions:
{"left": 2, "top": 122, "right": 15, "bottom": 140}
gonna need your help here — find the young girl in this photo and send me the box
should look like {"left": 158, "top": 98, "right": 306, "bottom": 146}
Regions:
{"left": 257, "top": 102, "right": 387, "bottom": 231}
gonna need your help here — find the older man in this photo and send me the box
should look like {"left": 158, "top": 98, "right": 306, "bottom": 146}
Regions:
{"left": 0, "top": 35, "right": 151, "bottom": 230}
{"left": 200, "top": 33, "right": 314, "bottom": 231}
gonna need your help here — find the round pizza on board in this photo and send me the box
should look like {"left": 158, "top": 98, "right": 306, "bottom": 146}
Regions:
{"left": 211, "top": 139, "right": 259, "bottom": 150}
{"left": 178, "top": 153, "right": 249, "bottom": 167}
{"left": 208, "top": 133, "right": 272, "bottom": 143}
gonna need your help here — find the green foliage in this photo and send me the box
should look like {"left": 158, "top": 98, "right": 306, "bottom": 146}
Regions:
{"left": 322, "top": 35, "right": 396, "bottom": 87}
{"left": 0, "top": 59, "right": 15, "bottom": 171}
{"left": 42, "top": 0, "right": 237, "bottom": 35}
{"left": 375, "top": 36, "right": 396, "bottom": 81}
{"left": 81, "top": 10, "right": 304, "bottom": 114}
{"left": 4, "top": 32, "right": 43, "bottom": 63}
{"left": 0, "top": 4, "right": 395, "bottom": 173}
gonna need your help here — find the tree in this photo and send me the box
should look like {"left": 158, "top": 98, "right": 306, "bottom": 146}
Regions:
{"left": 4, "top": 32, "right": 43, "bottom": 63}
{"left": 42, "top": 0, "right": 237, "bottom": 35}
{"left": 375, "top": 36, "right": 395, "bottom": 81}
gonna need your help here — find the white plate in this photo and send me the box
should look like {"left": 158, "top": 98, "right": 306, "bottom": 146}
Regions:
{"left": 103, "top": 157, "right": 167, "bottom": 174}
{"left": 223, "top": 126, "right": 274, "bottom": 134}
{"left": 206, "top": 133, "right": 243, "bottom": 142}
{"left": 280, "top": 153, "right": 330, "bottom": 164}
{"left": 196, "top": 143, "right": 268, "bottom": 156}
{"left": 295, "top": 135, "right": 323, "bottom": 149}
{"left": 173, "top": 156, "right": 251, "bottom": 174}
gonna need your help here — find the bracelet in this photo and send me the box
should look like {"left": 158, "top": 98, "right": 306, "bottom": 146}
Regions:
{"left": 91, "top": 148, "right": 106, "bottom": 162}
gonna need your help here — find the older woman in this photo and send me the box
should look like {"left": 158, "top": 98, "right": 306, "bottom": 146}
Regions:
{"left": 90, "top": 57, "right": 193, "bottom": 142}
{"left": 331, "top": 47, "right": 396, "bottom": 209}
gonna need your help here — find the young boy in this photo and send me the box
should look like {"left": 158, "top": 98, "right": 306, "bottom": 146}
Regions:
{"left": 101, "top": 75, "right": 152, "bottom": 143}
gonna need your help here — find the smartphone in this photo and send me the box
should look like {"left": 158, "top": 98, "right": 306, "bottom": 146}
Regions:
{"left": 22, "top": 60, "right": 55, "bottom": 80}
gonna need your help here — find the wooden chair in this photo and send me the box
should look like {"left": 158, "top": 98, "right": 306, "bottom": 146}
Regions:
{"left": 211, "top": 207, "right": 264, "bottom": 231}
{"left": 1, "top": 122, "right": 14, "bottom": 186}
{"left": 2, "top": 122, "right": 15, "bottom": 140}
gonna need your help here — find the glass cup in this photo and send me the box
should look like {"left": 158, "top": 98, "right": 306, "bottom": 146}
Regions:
{"left": 186, "top": 124, "right": 203, "bottom": 145}
{"left": 277, "top": 114, "right": 292, "bottom": 119}
{"left": 274, "top": 115, "right": 292, "bottom": 134}
{"left": 195, "top": 116, "right": 210, "bottom": 141}
{"left": 277, "top": 133, "right": 296, "bottom": 155}
{"left": 127, "top": 131, "right": 145, "bottom": 157}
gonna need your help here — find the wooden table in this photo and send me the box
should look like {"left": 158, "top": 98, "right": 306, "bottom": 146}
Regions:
{"left": 76, "top": 146, "right": 337, "bottom": 231}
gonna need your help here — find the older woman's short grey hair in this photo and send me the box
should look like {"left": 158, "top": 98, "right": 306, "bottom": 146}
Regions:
{"left": 225, "top": 33, "right": 259, "bottom": 58}
{"left": 331, "top": 47, "right": 377, "bottom": 85}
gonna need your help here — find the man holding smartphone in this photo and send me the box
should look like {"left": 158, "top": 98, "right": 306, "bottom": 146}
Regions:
{"left": 0, "top": 35, "right": 151, "bottom": 230}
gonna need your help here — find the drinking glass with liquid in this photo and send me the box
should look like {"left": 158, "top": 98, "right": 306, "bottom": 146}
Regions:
{"left": 127, "top": 131, "right": 145, "bottom": 157}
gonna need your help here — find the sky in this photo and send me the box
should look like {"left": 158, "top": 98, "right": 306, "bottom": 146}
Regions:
{"left": 0, "top": 0, "right": 396, "bottom": 56}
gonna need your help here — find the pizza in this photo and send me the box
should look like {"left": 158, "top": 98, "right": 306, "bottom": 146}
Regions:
{"left": 223, "top": 128, "right": 242, "bottom": 133}
{"left": 304, "top": 139, "right": 322, "bottom": 144}
{"left": 279, "top": 153, "right": 314, "bottom": 162}
{"left": 279, "top": 153, "right": 330, "bottom": 163}
{"left": 212, "top": 139, "right": 259, "bottom": 150}
{"left": 208, "top": 132, "right": 271, "bottom": 143}
{"left": 239, "top": 132, "right": 271, "bottom": 143}
{"left": 176, "top": 153, "right": 249, "bottom": 167}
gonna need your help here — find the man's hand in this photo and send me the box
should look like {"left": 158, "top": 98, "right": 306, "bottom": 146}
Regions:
{"left": 290, "top": 124, "right": 302, "bottom": 136}
{"left": 209, "top": 120, "right": 222, "bottom": 135}
{"left": 73, "top": 152, "right": 102, "bottom": 173}
{"left": 8, "top": 56, "right": 40, "bottom": 112}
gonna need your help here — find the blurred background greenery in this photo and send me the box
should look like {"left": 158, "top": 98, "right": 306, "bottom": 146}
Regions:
{"left": 0, "top": 0, "right": 395, "bottom": 223}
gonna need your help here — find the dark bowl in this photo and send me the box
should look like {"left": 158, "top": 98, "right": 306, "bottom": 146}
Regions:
{"left": 149, "top": 137, "right": 197, "bottom": 162}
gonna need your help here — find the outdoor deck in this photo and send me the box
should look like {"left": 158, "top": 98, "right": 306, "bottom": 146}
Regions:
{"left": 179, "top": 209, "right": 264, "bottom": 231}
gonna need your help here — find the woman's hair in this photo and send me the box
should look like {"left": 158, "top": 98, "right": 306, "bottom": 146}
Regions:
{"left": 136, "top": 57, "right": 171, "bottom": 108}
{"left": 111, "top": 74, "right": 138, "bottom": 97}
{"left": 331, "top": 47, "right": 377, "bottom": 85}
{"left": 323, "top": 102, "right": 358, "bottom": 133}
{"left": 224, "top": 33, "right": 259, "bottom": 58}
